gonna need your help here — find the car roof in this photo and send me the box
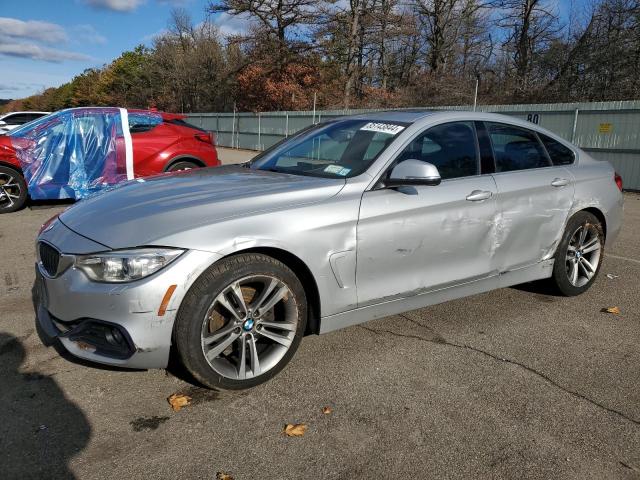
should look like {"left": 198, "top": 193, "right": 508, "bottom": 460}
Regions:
{"left": 343, "top": 109, "right": 557, "bottom": 131}
{"left": 52, "top": 107, "right": 186, "bottom": 122}
{"left": 346, "top": 109, "right": 437, "bottom": 123}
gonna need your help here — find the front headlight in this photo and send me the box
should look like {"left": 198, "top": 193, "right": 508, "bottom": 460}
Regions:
{"left": 75, "top": 248, "right": 185, "bottom": 283}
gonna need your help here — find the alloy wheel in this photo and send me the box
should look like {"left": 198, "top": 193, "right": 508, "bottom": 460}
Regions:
{"left": 565, "top": 223, "right": 601, "bottom": 287}
{"left": 200, "top": 275, "right": 298, "bottom": 380}
{"left": 0, "top": 172, "right": 22, "bottom": 210}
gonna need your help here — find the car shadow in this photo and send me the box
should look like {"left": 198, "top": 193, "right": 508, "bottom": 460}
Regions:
{"left": 0, "top": 332, "right": 91, "bottom": 479}
{"left": 511, "top": 279, "right": 563, "bottom": 297}
{"left": 28, "top": 198, "right": 75, "bottom": 210}
{"left": 165, "top": 348, "right": 208, "bottom": 388}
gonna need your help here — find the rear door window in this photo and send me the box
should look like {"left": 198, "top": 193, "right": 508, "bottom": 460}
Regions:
{"left": 487, "top": 122, "right": 551, "bottom": 172}
{"left": 539, "top": 133, "right": 575, "bottom": 165}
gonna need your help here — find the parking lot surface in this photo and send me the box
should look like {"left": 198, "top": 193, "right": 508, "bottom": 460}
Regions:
{"left": 1, "top": 152, "right": 639, "bottom": 479}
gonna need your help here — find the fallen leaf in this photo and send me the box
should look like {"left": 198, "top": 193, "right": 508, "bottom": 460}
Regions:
{"left": 322, "top": 406, "right": 333, "bottom": 415}
{"left": 283, "top": 423, "right": 307, "bottom": 437}
{"left": 168, "top": 393, "right": 192, "bottom": 411}
{"left": 216, "top": 472, "right": 234, "bottom": 480}
{"left": 601, "top": 306, "right": 621, "bottom": 315}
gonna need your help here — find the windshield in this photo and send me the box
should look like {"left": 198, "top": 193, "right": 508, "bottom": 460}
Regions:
{"left": 250, "top": 119, "right": 408, "bottom": 178}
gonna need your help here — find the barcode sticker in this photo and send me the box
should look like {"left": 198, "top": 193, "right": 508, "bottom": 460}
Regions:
{"left": 360, "top": 122, "right": 405, "bottom": 135}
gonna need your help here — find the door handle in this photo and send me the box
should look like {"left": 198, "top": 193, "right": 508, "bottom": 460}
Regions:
{"left": 551, "top": 178, "right": 569, "bottom": 187}
{"left": 466, "top": 190, "right": 493, "bottom": 202}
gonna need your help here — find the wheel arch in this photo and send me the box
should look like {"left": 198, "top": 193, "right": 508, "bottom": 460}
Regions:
{"left": 0, "top": 160, "right": 23, "bottom": 173}
{"left": 163, "top": 155, "right": 206, "bottom": 172}
{"left": 221, "top": 247, "right": 322, "bottom": 336}
{"left": 579, "top": 207, "right": 607, "bottom": 240}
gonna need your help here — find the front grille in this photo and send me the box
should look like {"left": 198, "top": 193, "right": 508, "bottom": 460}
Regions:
{"left": 39, "top": 242, "right": 60, "bottom": 277}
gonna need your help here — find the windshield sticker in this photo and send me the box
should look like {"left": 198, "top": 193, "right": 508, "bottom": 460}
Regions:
{"left": 323, "top": 165, "right": 351, "bottom": 176}
{"left": 324, "top": 165, "right": 344, "bottom": 174}
{"left": 360, "top": 122, "right": 405, "bottom": 135}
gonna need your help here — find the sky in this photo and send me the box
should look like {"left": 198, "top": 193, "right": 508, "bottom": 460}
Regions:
{"left": 0, "top": 0, "right": 581, "bottom": 100}
{"left": 0, "top": 0, "right": 251, "bottom": 99}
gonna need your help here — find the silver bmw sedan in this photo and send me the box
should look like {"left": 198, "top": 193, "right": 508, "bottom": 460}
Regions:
{"left": 33, "top": 111, "right": 624, "bottom": 390}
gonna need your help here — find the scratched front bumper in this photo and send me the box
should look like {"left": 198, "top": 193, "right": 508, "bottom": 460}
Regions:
{"left": 34, "top": 220, "right": 221, "bottom": 369}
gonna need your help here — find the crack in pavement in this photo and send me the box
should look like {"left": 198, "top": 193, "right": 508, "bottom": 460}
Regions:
{"left": 358, "top": 314, "right": 640, "bottom": 427}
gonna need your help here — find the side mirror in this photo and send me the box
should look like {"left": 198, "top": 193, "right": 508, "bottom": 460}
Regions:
{"left": 0, "top": 121, "right": 6, "bottom": 126}
{"left": 385, "top": 159, "right": 441, "bottom": 187}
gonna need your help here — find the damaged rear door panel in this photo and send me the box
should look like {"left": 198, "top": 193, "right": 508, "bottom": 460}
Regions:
{"left": 486, "top": 121, "right": 575, "bottom": 272}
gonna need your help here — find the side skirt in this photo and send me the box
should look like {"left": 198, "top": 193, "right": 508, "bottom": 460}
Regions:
{"left": 319, "top": 259, "right": 555, "bottom": 334}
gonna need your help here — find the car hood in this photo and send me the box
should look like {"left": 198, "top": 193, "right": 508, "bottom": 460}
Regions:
{"left": 59, "top": 165, "right": 346, "bottom": 250}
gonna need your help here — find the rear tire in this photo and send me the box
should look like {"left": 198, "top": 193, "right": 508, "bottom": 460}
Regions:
{"left": 174, "top": 253, "right": 307, "bottom": 390}
{"left": 0, "top": 166, "right": 27, "bottom": 214}
{"left": 549, "top": 211, "right": 604, "bottom": 296}
{"left": 167, "top": 160, "right": 200, "bottom": 172}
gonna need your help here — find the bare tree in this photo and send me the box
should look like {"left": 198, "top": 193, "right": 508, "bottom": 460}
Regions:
{"left": 208, "top": 0, "right": 322, "bottom": 70}
{"left": 414, "top": 0, "right": 463, "bottom": 72}
{"left": 492, "top": 0, "right": 562, "bottom": 94}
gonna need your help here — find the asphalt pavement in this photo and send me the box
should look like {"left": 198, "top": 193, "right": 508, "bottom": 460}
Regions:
{"left": 1, "top": 151, "right": 638, "bottom": 479}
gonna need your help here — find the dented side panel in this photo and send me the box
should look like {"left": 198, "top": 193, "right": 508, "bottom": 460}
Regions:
{"left": 566, "top": 153, "right": 624, "bottom": 247}
{"left": 356, "top": 175, "right": 500, "bottom": 307}
{"left": 490, "top": 166, "right": 575, "bottom": 272}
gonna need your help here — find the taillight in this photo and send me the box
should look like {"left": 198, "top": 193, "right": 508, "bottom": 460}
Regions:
{"left": 194, "top": 132, "right": 215, "bottom": 145}
{"left": 614, "top": 172, "right": 623, "bottom": 191}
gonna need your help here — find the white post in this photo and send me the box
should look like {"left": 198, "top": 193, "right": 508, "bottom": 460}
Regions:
{"left": 257, "top": 112, "right": 261, "bottom": 150}
{"left": 473, "top": 78, "right": 479, "bottom": 111}
{"left": 312, "top": 92, "right": 317, "bottom": 123}
{"left": 232, "top": 103, "right": 236, "bottom": 149}
{"left": 571, "top": 109, "right": 579, "bottom": 143}
{"left": 285, "top": 113, "right": 289, "bottom": 138}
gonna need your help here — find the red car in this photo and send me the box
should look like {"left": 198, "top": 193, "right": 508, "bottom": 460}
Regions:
{"left": 0, "top": 108, "right": 219, "bottom": 213}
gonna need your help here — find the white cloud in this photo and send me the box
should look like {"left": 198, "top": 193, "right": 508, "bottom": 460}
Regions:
{"left": 212, "top": 12, "right": 254, "bottom": 38}
{"left": 158, "top": 0, "right": 191, "bottom": 5}
{"left": 0, "top": 43, "right": 91, "bottom": 62}
{"left": 74, "top": 24, "right": 107, "bottom": 45}
{"left": 0, "top": 82, "right": 45, "bottom": 94}
{"left": 0, "top": 68, "right": 72, "bottom": 98}
{"left": 82, "top": 0, "right": 146, "bottom": 12}
{"left": 0, "top": 17, "right": 68, "bottom": 44}
{"left": 0, "top": 17, "right": 95, "bottom": 63}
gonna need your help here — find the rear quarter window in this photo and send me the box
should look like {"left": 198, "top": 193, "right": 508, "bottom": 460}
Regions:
{"left": 128, "top": 113, "right": 162, "bottom": 133}
{"left": 539, "top": 133, "right": 575, "bottom": 165}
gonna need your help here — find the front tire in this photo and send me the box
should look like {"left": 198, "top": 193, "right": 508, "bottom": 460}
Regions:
{"left": 174, "top": 253, "right": 307, "bottom": 390}
{"left": 549, "top": 211, "right": 604, "bottom": 296}
{"left": 0, "top": 166, "right": 27, "bottom": 213}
